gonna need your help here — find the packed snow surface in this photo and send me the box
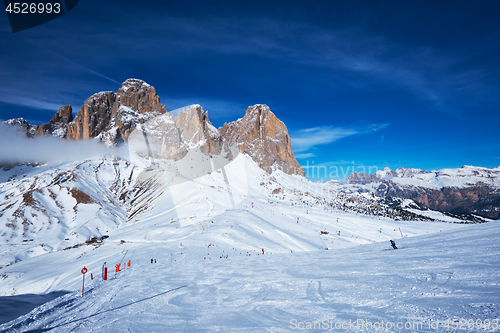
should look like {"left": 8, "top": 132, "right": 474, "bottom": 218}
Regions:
{"left": 1, "top": 221, "right": 499, "bottom": 332}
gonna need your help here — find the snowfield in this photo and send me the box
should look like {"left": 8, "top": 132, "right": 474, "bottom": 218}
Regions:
{"left": 1, "top": 221, "right": 499, "bottom": 332}
{"left": 0, "top": 155, "right": 499, "bottom": 332}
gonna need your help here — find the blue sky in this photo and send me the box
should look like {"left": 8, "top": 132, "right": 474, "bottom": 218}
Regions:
{"left": 1, "top": 0, "right": 499, "bottom": 181}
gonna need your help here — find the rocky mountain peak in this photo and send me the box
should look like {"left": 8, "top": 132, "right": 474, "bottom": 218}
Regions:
{"left": 117, "top": 79, "right": 165, "bottom": 114}
{"left": 53, "top": 105, "right": 73, "bottom": 122}
{"left": 245, "top": 103, "right": 269, "bottom": 116}
{"left": 65, "top": 79, "right": 168, "bottom": 145}
{"left": 220, "top": 104, "right": 305, "bottom": 176}
{"left": 347, "top": 171, "right": 379, "bottom": 184}
{"left": 36, "top": 105, "right": 73, "bottom": 138}
{"left": 121, "top": 78, "right": 150, "bottom": 89}
{"left": 67, "top": 91, "right": 117, "bottom": 141}
{"left": 3, "top": 118, "right": 39, "bottom": 138}
{"left": 172, "top": 104, "right": 222, "bottom": 155}
{"left": 375, "top": 167, "right": 397, "bottom": 179}
{"left": 395, "top": 167, "right": 426, "bottom": 178}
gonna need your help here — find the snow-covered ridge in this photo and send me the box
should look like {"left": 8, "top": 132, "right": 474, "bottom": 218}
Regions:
{"left": 4, "top": 79, "right": 305, "bottom": 178}
{"left": 0, "top": 158, "right": 135, "bottom": 267}
{"left": 350, "top": 165, "right": 500, "bottom": 190}
{"left": 2, "top": 118, "right": 39, "bottom": 138}
{"left": 0, "top": 152, "right": 469, "bottom": 293}
{"left": 88, "top": 91, "right": 114, "bottom": 100}
{"left": 1, "top": 152, "right": 466, "bottom": 270}
{"left": 334, "top": 165, "right": 500, "bottom": 220}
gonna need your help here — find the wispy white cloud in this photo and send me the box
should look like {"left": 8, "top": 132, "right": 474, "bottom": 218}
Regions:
{"left": 368, "top": 124, "right": 389, "bottom": 132}
{"left": 0, "top": 95, "right": 63, "bottom": 112}
{"left": 291, "top": 127, "right": 358, "bottom": 152}
{"left": 291, "top": 123, "right": 388, "bottom": 153}
{"left": 294, "top": 153, "right": 316, "bottom": 159}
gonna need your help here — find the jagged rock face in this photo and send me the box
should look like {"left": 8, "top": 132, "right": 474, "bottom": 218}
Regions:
{"left": 36, "top": 105, "right": 73, "bottom": 138}
{"left": 344, "top": 166, "right": 500, "bottom": 220}
{"left": 107, "top": 79, "right": 168, "bottom": 144}
{"left": 348, "top": 171, "right": 379, "bottom": 184}
{"left": 128, "top": 112, "right": 183, "bottom": 160}
{"left": 129, "top": 105, "right": 224, "bottom": 161}
{"left": 376, "top": 181, "right": 500, "bottom": 219}
{"left": 116, "top": 78, "right": 166, "bottom": 114}
{"left": 220, "top": 104, "right": 305, "bottom": 176}
{"left": 3, "top": 118, "right": 39, "bottom": 138}
{"left": 67, "top": 91, "right": 117, "bottom": 141}
{"left": 174, "top": 105, "right": 222, "bottom": 156}
{"left": 67, "top": 79, "right": 168, "bottom": 145}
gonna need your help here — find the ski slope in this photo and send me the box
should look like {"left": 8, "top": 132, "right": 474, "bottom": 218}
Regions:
{"left": 1, "top": 220, "right": 499, "bottom": 332}
{"left": 0, "top": 155, "right": 499, "bottom": 332}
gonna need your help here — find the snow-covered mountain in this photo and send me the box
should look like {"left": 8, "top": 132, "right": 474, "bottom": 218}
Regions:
{"left": 1, "top": 78, "right": 497, "bottom": 270}
{"left": 3, "top": 118, "right": 39, "bottom": 138}
{"left": 0, "top": 152, "right": 451, "bottom": 271}
{"left": 220, "top": 104, "right": 304, "bottom": 176}
{"left": 0, "top": 150, "right": 499, "bottom": 331}
{"left": 330, "top": 166, "right": 500, "bottom": 220}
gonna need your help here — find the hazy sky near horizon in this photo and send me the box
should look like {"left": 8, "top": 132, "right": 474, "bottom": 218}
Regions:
{"left": 1, "top": 0, "right": 499, "bottom": 181}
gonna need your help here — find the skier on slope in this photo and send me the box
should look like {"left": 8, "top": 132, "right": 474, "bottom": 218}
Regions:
{"left": 390, "top": 240, "right": 397, "bottom": 249}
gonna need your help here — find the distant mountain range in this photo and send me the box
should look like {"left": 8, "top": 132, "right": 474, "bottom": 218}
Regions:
{"left": 329, "top": 165, "right": 500, "bottom": 220}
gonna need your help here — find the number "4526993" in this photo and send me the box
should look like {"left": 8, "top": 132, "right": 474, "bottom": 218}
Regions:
{"left": 5, "top": 2, "right": 61, "bottom": 14}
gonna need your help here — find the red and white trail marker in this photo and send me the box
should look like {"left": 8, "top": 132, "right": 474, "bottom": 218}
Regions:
{"left": 81, "top": 267, "right": 88, "bottom": 297}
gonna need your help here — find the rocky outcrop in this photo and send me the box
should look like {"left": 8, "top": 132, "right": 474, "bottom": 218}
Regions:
{"left": 3, "top": 118, "right": 39, "bottom": 138}
{"left": 376, "top": 182, "right": 500, "bottom": 219}
{"left": 128, "top": 104, "right": 222, "bottom": 161}
{"left": 36, "top": 105, "right": 73, "bottom": 138}
{"left": 220, "top": 104, "right": 305, "bottom": 176}
{"left": 67, "top": 91, "right": 116, "bottom": 141}
{"left": 344, "top": 166, "right": 500, "bottom": 220}
{"left": 116, "top": 78, "right": 165, "bottom": 114}
{"left": 347, "top": 171, "right": 379, "bottom": 184}
{"left": 67, "top": 79, "right": 168, "bottom": 145}
{"left": 174, "top": 105, "right": 222, "bottom": 156}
